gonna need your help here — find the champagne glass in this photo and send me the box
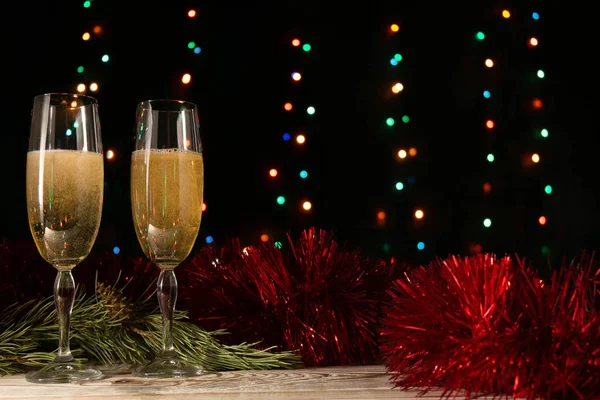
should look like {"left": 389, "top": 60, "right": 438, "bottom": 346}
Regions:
{"left": 130, "top": 99, "right": 204, "bottom": 377}
{"left": 25, "top": 93, "right": 104, "bottom": 383}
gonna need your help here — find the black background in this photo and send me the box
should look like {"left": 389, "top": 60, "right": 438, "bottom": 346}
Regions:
{"left": 1, "top": 0, "right": 597, "bottom": 267}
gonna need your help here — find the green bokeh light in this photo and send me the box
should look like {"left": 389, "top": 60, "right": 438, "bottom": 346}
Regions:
{"left": 541, "top": 245, "right": 549, "bottom": 255}
{"left": 386, "top": 117, "right": 395, "bottom": 126}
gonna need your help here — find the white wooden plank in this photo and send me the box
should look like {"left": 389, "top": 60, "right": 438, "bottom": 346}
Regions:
{"left": 0, "top": 365, "right": 496, "bottom": 399}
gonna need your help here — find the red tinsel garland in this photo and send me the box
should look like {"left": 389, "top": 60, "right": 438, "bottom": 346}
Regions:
{"left": 0, "top": 238, "right": 157, "bottom": 304}
{"left": 380, "top": 253, "right": 600, "bottom": 399}
{"left": 180, "top": 228, "right": 399, "bottom": 366}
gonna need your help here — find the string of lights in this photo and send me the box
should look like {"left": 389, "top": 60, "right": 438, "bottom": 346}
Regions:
{"left": 184, "top": 7, "right": 211, "bottom": 246}
{"left": 472, "top": 8, "right": 547, "bottom": 255}
{"left": 75, "top": 0, "right": 114, "bottom": 168}
{"left": 379, "top": 22, "right": 425, "bottom": 256}
{"left": 76, "top": 1, "right": 104, "bottom": 97}
{"left": 472, "top": 15, "right": 496, "bottom": 253}
{"left": 268, "top": 35, "right": 314, "bottom": 245}
{"left": 527, "top": 10, "right": 552, "bottom": 256}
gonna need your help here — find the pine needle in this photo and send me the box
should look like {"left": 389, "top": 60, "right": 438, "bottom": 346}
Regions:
{"left": 0, "top": 276, "right": 301, "bottom": 375}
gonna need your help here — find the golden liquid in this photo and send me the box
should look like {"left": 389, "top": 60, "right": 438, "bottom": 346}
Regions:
{"left": 26, "top": 150, "right": 104, "bottom": 270}
{"left": 131, "top": 149, "right": 204, "bottom": 269}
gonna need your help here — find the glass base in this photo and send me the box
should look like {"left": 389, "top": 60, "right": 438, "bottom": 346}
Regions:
{"left": 133, "top": 353, "right": 204, "bottom": 378}
{"left": 25, "top": 362, "right": 103, "bottom": 383}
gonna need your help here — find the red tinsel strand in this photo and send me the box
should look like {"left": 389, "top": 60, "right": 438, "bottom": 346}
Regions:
{"left": 380, "top": 253, "right": 600, "bottom": 400}
{"left": 0, "top": 239, "right": 55, "bottom": 304}
{"left": 0, "top": 238, "right": 157, "bottom": 306}
{"left": 180, "top": 240, "right": 286, "bottom": 348}
{"left": 181, "top": 227, "right": 390, "bottom": 366}
{"left": 282, "top": 228, "right": 382, "bottom": 366}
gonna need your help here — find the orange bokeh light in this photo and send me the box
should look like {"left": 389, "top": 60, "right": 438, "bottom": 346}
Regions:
{"left": 470, "top": 243, "right": 483, "bottom": 253}
{"left": 292, "top": 38, "right": 300, "bottom": 47}
{"left": 485, "top": 58, "right": 494, "bottom": 68}
{"left": 202, "top": 202, "right": 207, "bottom": 212}
{"left": 302, "top": 201, "right": 312, "bottom": 211}
{"left": 483, "top": 182, "right": 492, "bottom": 193}
{"left": 93, "top": 25, "right": 102, "bottom": 34}
{"left": 390, "top": 24, "right": 399, "bottom": 32}
{"left": 182, "top": 73, "right": 191, "bottom": 84}
{"left": 82, "top": 32, "right": 90, "bottom": 41}
{"left": 391, "top": 82, "right": 404, "bottom": 93}
{"left": 533, "top": 98, "right": 543, "bottom": 109}
{"left": 284, "top": 102, "right": 293, "bottom": 111}
{"left": 260, "top": 234, "right": 269, "bottom": 242}
{"left": 486, "top": 120, "right": 494, "bottom": 129}
{"left": 377, "top": 211, "right": 386, "bottom": 220}
{"left": 269, "top": 168, "right": 278, "bottom": 177}
{"left": 188, "top": 9, "right": 197, "bottom": 18}
{"left": 538, "top": 216, "right": 547, "bottom": 225}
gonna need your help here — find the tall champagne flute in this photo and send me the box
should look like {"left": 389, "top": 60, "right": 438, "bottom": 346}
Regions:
{"left": 131, "top": 99, "right": 204, "bottom": 377}
{"left": 25, "top": 93, "right": 104, "bottom": 383}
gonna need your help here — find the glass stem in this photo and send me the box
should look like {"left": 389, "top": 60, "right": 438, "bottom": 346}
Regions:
{"left": 157, "top": 269, "right": 177, "bottom": 355}
{"left": 54, "top": 270, "right": 75, "bottom": 363}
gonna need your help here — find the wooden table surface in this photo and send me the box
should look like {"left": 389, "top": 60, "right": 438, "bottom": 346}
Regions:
{"left": 0, "top": 365, "right": 490, "bottom": 399}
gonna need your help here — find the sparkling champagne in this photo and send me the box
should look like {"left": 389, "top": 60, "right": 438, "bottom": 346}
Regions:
{"left": 131, "top": 149, "right": 204, "bottom": 269}
{"left": 26, "top": 150, "right": 104, "bottom": 270}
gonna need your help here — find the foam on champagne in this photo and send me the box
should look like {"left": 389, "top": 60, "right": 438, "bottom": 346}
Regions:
{"left": 131, "top": 149, "right": 204, "bottom": 269}
{"left": 26, "top": 150, "right": 104, "bottom": 270}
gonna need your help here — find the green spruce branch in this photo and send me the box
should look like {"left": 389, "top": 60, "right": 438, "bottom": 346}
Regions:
{"left": 0, "top": 274, "right": 301, "bottom": 375}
